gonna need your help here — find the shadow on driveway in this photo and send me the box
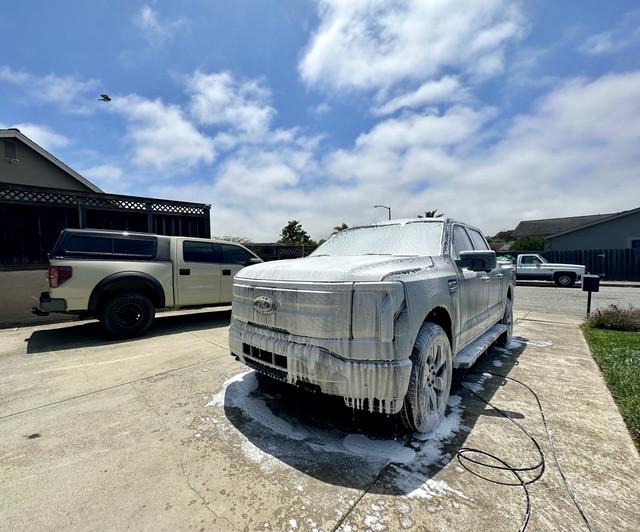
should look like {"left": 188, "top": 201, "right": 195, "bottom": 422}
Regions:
{"left": 26, "top": 308, "right": 231, "bottom": 354}
{"left": 216, "top": 338, "right": 531, "bottom": 496}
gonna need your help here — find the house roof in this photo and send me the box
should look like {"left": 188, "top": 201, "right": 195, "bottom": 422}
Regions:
{"left": 0, "top": 128, "right": 103, "bottom": 193}
{"left": 512, "top": 213, "right": 614, "bottom": 238}
{"left": 546, "top": 207, "right": 640, "bottom": 240}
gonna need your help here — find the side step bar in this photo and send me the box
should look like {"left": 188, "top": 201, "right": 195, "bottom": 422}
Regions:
{"left": 453, "top": 324, "right": 507, "bottom": 369}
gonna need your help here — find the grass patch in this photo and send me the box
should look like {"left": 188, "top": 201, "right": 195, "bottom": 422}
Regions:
{"left": 583, "top": 327, "right": 640, "bottom": 449}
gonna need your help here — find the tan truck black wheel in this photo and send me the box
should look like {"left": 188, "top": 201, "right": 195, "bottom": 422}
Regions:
{"left": 101, "top": 292, "right": 155, "bottom": 338}
{"left": 401, "top": 322, "right": 452, "bottom": 433}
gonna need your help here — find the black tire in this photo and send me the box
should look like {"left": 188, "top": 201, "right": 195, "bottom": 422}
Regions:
{"left": 554, "top": 272, "right": 575, "bottom": 288}
{"left": 100, "top": 292, "right": 155, "bottom": 339}
{"left": 497, "top": 296, "right": 513, "bottom": 347}
{"left": 400, "top": 322, "right": 452, "bottom": 433}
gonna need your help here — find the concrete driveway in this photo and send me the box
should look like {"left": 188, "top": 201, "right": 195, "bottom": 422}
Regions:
{"left": 1, "top": 309, "right": 639, "bottom": 531}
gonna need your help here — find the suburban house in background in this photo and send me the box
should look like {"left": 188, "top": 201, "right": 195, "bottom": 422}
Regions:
{"left": 545, "top": 208, "right": 640, "bottom": 251}
{"left": 510, "top": 213, "right": 617, "bottom": 241}
{"left": 497, "top": 209, "right": 640, "bottom": 280}
{"left": 0, "top": 127, "right": 212, "bottom": 325}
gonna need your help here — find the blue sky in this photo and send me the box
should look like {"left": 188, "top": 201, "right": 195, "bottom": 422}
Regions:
{"left": 2, "top": 1, "right": 640, "bottom": 240}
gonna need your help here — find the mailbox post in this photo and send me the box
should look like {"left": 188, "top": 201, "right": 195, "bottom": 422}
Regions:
{"left": 582, "top": 274, "right": 600, "bottom": 316}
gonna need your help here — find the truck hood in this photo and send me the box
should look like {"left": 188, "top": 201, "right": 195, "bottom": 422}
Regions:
{"left": 236, "top": 255, "right": 434, "bottom": 282}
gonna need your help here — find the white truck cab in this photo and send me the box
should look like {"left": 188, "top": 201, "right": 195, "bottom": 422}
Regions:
{"left": 515, "top": 253, "right": 586, "bottom": 287}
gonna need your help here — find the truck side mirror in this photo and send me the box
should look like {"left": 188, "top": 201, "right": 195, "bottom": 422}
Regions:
{"left": 456, "top": 250, "right": 497, "bottom": 273}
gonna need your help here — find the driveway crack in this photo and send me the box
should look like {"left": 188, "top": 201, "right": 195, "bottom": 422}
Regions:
{"left": 132, "top": 382, "right": 231, "bottom": 527}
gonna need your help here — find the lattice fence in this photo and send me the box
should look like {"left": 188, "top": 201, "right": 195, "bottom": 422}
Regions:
{"left": 0, "top": 183, "right": 209, "bottom": 216}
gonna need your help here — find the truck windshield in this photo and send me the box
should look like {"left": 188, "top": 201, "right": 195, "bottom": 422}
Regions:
{"left": 312, "top": 221, "right": 444, "bottom": 257}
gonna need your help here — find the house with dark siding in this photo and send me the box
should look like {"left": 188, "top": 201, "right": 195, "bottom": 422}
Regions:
{"left": 0, "top": 127, "right": 211, "bottom": 325}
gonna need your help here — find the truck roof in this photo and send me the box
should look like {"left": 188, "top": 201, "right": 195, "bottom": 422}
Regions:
{"left": 59, "top": 228, "right": 239, "bottom": 246}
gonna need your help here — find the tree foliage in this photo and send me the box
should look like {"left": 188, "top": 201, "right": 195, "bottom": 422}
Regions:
{"left": 417, "top": 209, "right": 443, "bottom": 218}
{"left": 512, "top": 235, "right": 545, "bottom": 251}
{"left": 278, "top": 220, "right": 315, "bottom": 245}
{"left": 332, "top": 223, "right": 348, "bottom": 234}
{"left": 487, "top": 230, "right": 514, "bottom": 243}
{"left": 214, "top": 235, "right": 252, "bottom": 244}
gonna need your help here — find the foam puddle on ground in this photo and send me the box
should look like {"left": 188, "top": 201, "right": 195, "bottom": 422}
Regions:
{"left": 202, "top": 337, "right": 545, "bottom": 529}
{"left": 205, "top": 371, "right": 471, "bottom": 501}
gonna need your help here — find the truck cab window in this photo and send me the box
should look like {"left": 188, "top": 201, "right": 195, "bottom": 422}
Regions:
{"left": 183, "top": 241, "right": 215, "bottom": 263}
{"left": 113, "top": 238, "right": 155, "bottom": 258}
{"left": 452, "top": 225, "right": 473, "bottom": 260}
{"left": 468, "top": 229, "right": 489, "bottom": 250}
{"left": 221, "top": 244, "right": 254, "bottom": 265}
{"left": 65, "top": 235, "right": 112, "bottom": 255}
{"left": 521, "top": 255, "right": 542, "bottom": 265}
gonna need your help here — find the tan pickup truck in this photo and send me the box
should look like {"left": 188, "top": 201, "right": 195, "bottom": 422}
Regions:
{"left": 34, "top": 229, "right": 261, "bottom": 338}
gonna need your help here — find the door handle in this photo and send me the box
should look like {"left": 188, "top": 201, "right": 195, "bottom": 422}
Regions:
{"left": 179, "top": 268, "right": 190, "bottom": 276}
{"left": 496, "top": 273, "right": 504, "bottom": 278}
{"left": 222, "top": 269, "right": 232, "bottom": 276}
{"left": 480, "top": 276, "right": 491, "bottom": 281}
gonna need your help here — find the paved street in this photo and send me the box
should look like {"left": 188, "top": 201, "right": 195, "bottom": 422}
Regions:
{"left": 515, "top": 284, "right": 640, "bottom": 316}
{"left": 1, "top": 308, "right": 639, "bottom": 531}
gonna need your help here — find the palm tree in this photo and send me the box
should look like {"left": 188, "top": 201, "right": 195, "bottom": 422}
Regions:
{"left": 417, "top": 209, "right": 443, "bottom": 218}
{"left": 332, "top": 223, "right": 348, "bottom": 235}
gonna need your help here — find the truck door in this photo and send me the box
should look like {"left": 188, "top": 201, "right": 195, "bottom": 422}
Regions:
{"left": 452, "top": 225, "right": 489, "bottom": 347}
{"left": 518, "top": 254, "right": 548, "bottom": 280}
{"left": 218, "top": 243, "right": 259, "bottom": 303}
{"left": 176, "top": 240, "right": 222, "bottom": 306}
{"left": 467, "top": 228, "right": 503, "bottom": 325}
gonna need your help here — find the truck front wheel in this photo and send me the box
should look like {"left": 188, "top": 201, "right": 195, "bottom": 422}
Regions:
{"left": 401, "top": 322, "right": 452, "bottom": 433}
{"left": 100, "top": 292, "right": 155, "bottom": 339}
{"left": 554, "top": 272, "right": 575, "bottom": 287}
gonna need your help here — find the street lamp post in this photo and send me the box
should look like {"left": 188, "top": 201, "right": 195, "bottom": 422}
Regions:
{"left": 374, "top": 204, "right": 391, "bottom": 220}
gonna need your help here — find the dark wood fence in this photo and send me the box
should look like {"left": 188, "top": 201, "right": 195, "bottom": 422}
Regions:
{"left": 246, "top": 244, "right": 317, "bottom": 261}
{"left": 0, "top": 183, "right": 211, "bottom": 267}
{"left": 497, "top": 249, "right": 640, "bottom": 281}
{"left": 248, "top": 245, "right": 639, "bottom": 279}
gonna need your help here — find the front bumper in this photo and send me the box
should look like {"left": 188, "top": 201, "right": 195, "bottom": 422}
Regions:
{"left": 229, "top": 320, "right": 412, "bottom": 414}
{"left": 32, "top": 292, "right": 66, "bottom": 316}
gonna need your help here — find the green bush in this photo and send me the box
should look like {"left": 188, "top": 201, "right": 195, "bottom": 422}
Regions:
{"left": 512, "top": 235, "right": 545, "bottom": 251}
{"left": 586, "top": 305, "right": 640, "bottom": 332}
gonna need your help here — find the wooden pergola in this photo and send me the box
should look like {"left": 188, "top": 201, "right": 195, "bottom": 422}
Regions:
{"left": 0, "top": 182, "right": 211, "bottom": 266}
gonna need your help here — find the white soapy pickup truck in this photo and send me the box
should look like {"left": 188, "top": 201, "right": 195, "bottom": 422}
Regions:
{"left": 513, "top": 254, "right": 586, "bottom": 287}
{"left": 229, "top": 218, "right": 515, "bottom": 433}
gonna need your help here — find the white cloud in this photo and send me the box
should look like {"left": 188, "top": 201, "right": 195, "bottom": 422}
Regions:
{"left": 372, "top": 76, "right": 468, "bottom": 116}
{"left": 81, "top": 163, "right": 123, "bottom": 181}
{"left": 299, "top": 0, "right": 525, "bottom": 93}
{"left": 579, "top": 10, "right": 640, "bottom": 55}
{"left": 134, "top": 5, "right": 187, "bottom": 46}
{"left": 186, "top": 71, "right": 275, "bottom": 139}
{"left": 149, "top": 71, "right": 640, "bottom": 241}
{"left": 312, "top": 102, "right": 332, "bottom": 115}
{"left": 1, "top": 122, "right": 70, "bottom": 151}
{"left": 111, "top": 94, "right": 215, "bottom": 172}
{"left": 0, "top": 66, "right": 99, "bottom": 113}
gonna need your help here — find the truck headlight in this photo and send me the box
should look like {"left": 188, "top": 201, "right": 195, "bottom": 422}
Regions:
{"left": 351, "top": 282, "right": 405, "bottom": 341}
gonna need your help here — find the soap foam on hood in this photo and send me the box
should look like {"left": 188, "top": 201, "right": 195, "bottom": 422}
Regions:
{"left": 237, "top": 255, "right": 435, "bottom": 282}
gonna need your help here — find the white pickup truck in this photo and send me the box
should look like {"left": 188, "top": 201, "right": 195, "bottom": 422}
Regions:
{"left": 230, "top": 218, "right": 515, "bottom": 433}
{"left": 34, "top": 229, "right": 262, "bottom": 337}
{"left": 514, "top": 253, "right": 586, "bottom": 287}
